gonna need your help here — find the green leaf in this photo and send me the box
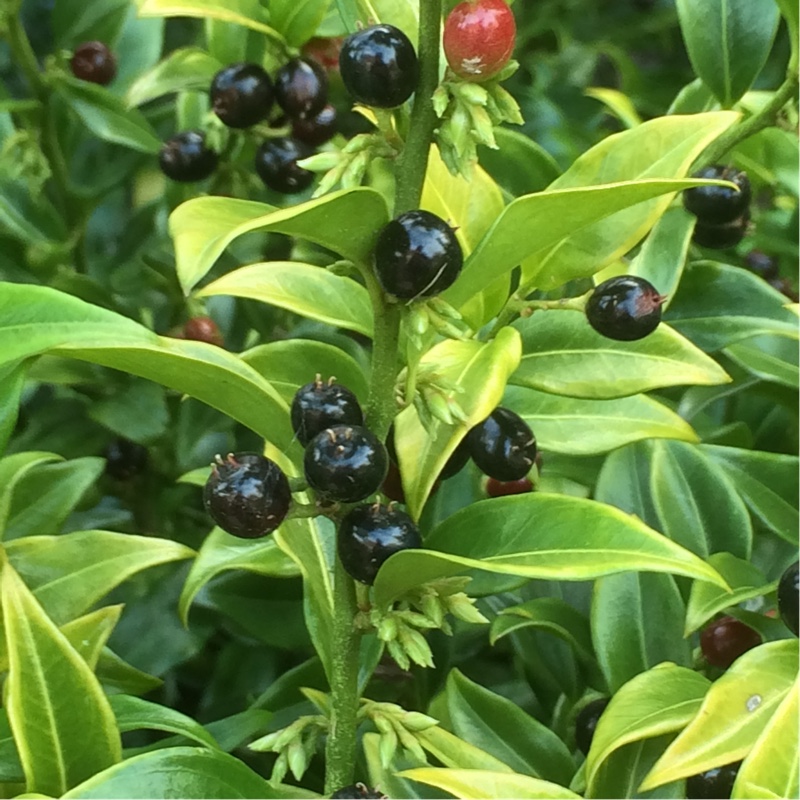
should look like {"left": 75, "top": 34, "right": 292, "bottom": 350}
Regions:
{"left": 88, "top": 380, "right": 169, "bottom": 443}
{"left": 62, "top": 746, "right": 313, "bottom": 798}
{"left": 60, "top": 605, "right": 123, "bottom": 670}
{"left": 639, "top": 640, "right": 799, "bottom": 791}
{"left": 373, "top": 493, "right": 728, "bottom": 609}
{"left": 395, "top": 328, "right": 522, "bottom": 519}
{"left": 110, "top": 695, "right": 219, "bottom": 749}
{"left": 0, "top": 361, "right": 27, "bottom": 454}
{"left": 443, "top": 669, "right": 576, "bottom": 784}
{"left": 0, "top": 180, "right": 68, "bottom": 244}
{"left": 54, "top": 77, "right": 161, "bottom": 153}
{"left": 96, "top": 647, "right": 163, "bottom": 696}
{"left": 126, "top": 48, "right": 222, "bottom": 107}
{"left": 268, "top": 0, "right": 330, "bottom": 46}
{"left": 415, "top": 727, "right": 513, "bottom": 773}
{"left": 595, "top": 441, "right": 660, "bottom": 526}
{"left": 399, "top": 768, "right": 582, "bottom": 799}
{"left": 684, "top": 553, "right": 772, "bottom": 635}
{"left": 1, "top": 563, "right": 121, "bottom": 796}
{"left": 169, "top": 189, "right": 389, "bottom": 294}
{"left": 585, "top": 664, "right": 711, "bottom": 794}
{"left": 724, "top": 335, "right": 799, "bottom": 389}
{"left": 198, "top": 263, "right": 374, "bottom": 337}
{"left": 0, "top": 453, "right": 63, "bottom": 536}
{"left": 0, "top": 708, "right": 24, "bottom": 782}
{"left": 676, "top": 0, "right": 780, "bottom": 107}
{"left": 505, "top": 385, "right": 699, "bottom": 456}
{"left": 511, "top": 312, "right": 729, "bottom": 399}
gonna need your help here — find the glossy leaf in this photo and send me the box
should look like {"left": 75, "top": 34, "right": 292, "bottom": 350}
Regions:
{"left": 126, "top": 48, "right": 222, "bottom": 107}
{"left": 640, "top": 640, "right": 799, "bottom": 790}
{"left": 1, "top": 563, "right": 121, "bottom": 795}
{"left": 511, "top": 311, "right": 729, "bottom": 399}
{"left": 110, "top": 695, "right": 219, "bottom": 749}
{"left": 198, "top": 262, "right": 374, "bottom": 337}
{"left": 505, "top": 385, "right": 698, "bottom": 455}
{"left": 60, "top": 605, "right": 123, "bottom": 670}
{"left": 399, "top": 768, "right": 581, "bottom": 799}
{"left": 136, "top": 0, "right": 283, "bottom": 40}
{"left": 169, "top": 189, "right": 389, "bottom": 294}
{"left": 595, "top": 441, "right": 660, "bottom": 527}
{"left": 373, "top": 493, "right": 728, "bottom": 609}
{"left": 269, "top": 0, "right": 330, "bottom": 46}
{"left": 416, "top": 726, "right": 513, "bottom": 773}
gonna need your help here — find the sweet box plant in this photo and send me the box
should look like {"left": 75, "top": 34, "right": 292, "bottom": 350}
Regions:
{"left": 0, "top": 0, "right": 797, "bottom": 798}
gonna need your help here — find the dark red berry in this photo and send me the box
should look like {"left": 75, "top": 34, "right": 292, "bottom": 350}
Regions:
{"left": 304, "top": 425, "right": 388, "bottom": 503}
{"left": 291, "top": 376, "right": 363, "bottom": 446}
{"left": 468, "top": 407, "right": 536, "bottom": 482}
{"left": 338, "top": 503, "right": 422, "bottom": 584}
{"left": 159, "top": 132, "right": 218, "bottom": 183}
{"left": 692, "top": 212, "right": 750, "bottom": 250}
{"left": 686, "top": 762, "right": 741, "bottom": 799}
{"left": 255, "top": 137, "right": 314, "bottom": 194}
{"left": 330, "top": 784, "right": 387, "bottom": 800}
{"left": 443, "top": 0, "right": 516, "bottom": 82}
{"left": 585, "top": 275, "right": 665, "bottom": 341}
{"left": 104, "top": 438, "right": 148, "bottom": 480}
{"left": 744, "top": 250, "right": 779, "bottom": 281}
{"left": 486, "top": 476, "right": 534, "bottom": 497}
{"left": 182, "top": 316, "right": 223, "bottom": 346}
{"left": 374, "top": 210, "right": 463, "bottom": 300}
{"left": 778, "top": 561, "right": 799, "bottom": 636}
{"left": 684, "top": 166, "right": 751, "bottom": 225}
{"left": 203, "top": 453, "right": 291, "bottom": 538}
{"left": 339, "top": 24, "right": 419, "bottom": 108}
{"left": 70, "top": 41, "right": 116, "bottom": 85}
{"left": 700, "top": 615, "right": 762, "bottom": 669}
{"left": 275, "top": 58, "right": 328, "bottom": 119}
{"left": 292, "top": 104, "right": 337, "bottom": 146}
{"left": 302, "top": 37, "right": 343, "bottom": 72}
{"left": 575, "top": 697, "right": 609, "bottom": 756}
{"left": 440, "top": 436, "right": 471, "bottom": 479}
{"left": 210, "top": 63, "right": 274, "bottom": 129}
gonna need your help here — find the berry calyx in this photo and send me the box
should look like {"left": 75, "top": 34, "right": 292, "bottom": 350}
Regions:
{"left": 291, "top": 376, "right": 364, "bottom": 446}
{"left": 182, "top": 316, "right": 223, "bottom": 346}
{"left": 699, "top": 615, "right": 761, "bottom": 669}
{"left": 339, "top": 24, "right": 419, "bottom": 108}
{"left": 104, "top": 438, "right": 148, "bottom": 480}
{"left": 158, "top": 132, "right": 218, "bottom": 183}
{"left": 338, "top": 503, "right": 422, "bottom": 584}
{"left": 275, "top": 57, "right": 328, "bottom": 120}
{"left": 70, "top": 41, "right": 116, "bottom": 85}
{"left": 486, "top": 476, "right": 534, "bottom": 497}
{"left": 292, "top": 104, "right": 338, "bottom": 146}
{"left": 254, "top": 137, "right": 314, "bottom": 194}
{"left": 685, "top": 762, "right": 741, "bottom": 799}
{"left": 468, "top": 407, "right": 536, "bottom": 482}
{"left": 692, "top": 212, "right": 750, "bottom": 250}
{"left": 210, "top": 63, "right": 274, "bottom": 129}
{"left": 330, "top": 784, "right": 387, "bottom": 800}
{"left": 777, "top": 560, "right": 799, "bottom": 636}
{"left": 443, "top": 0, "right": 517, "bottom": 82}
{"left": 203, "top": 453, "right": 291, "bottom": 538}
{"left": 683, "top": 166, "right": 751, "bottom": 225}
{"left": 585, "top": 275, "right": 665, "bottom": 341}
{"left": 373, "top": 210, "right": 463, "bottom": 300}
{"left": 575, "top": 697, "right": 609, "bottom": 756}
{"left": 304, "top": 425, "right": 388, "bottom": 503}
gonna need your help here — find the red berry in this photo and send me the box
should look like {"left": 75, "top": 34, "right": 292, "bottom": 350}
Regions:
{"left": 70, "top": 41, "right": 117, "bottom": 86}
{"left": 443, "top": 0, "right": 516, "bottom": 82}
{"left": 182, "top": 316, "right": 223, "bottom": 347}
{"left": 301, "top": 37, "right": 344, "bottom": 72}
{"left": 700, "top": 616, "right": 761, "bottom": 669}
{"left": 486, "top": 476, "right": 534, "bottom": 497}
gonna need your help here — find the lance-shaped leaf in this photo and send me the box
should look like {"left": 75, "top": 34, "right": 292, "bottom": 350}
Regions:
{"left": 126, "top": 48, "right": 222, "bottom": 107}
{"left": 399, "top": 767, "right": 582, "bottom": 799}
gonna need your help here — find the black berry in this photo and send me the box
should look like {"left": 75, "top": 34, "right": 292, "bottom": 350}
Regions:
{"left": 486, "top": 476, "right": 534, "bottom": 497}
{"left": 692, "top": 212, "right": 750, "bottom": 250}
{"left": 70, "top": 41, "right": 116, "bottom": 85}
{"left": 575, "top": 697, "right": 609, "bottom": 756}
{"left": 683, "top": 165, "right": 751, "bottom": 225}
{"left": 104, "top": 438, "right": 148, "bottom": 480}
{"left": 686, "top": 762, "right": 741, "bottom": 800}
{"left": 338, "top": 503, "right": 422, "bottom": 584}
{"left": 744, "top": 250, "right": 779, "bottom": 281}
{"left": 467, "top": 407, "right": 536, "bottom": 482}
{"left": 292, "top": 103, "right": 337, "bottom": 146}
{"left": 778, "top": 561, "right": 799, "bottom": 636}
{"left": 330, "top": 784, "right": 387, "bottom": 800}
{"left": 275, "top": 58, "right": 328, "bottom": 119}
{"left": 159, "top": 131, "right": 218, "bottom": 183}
{"left": 304, "top": 425, "right": 388, "bottom": 503}
{"left": 374, "top": 210, "right": 463, "bottom": 300}
{"left": 255, "top": 137, "right": 314, "bottom": 194}
{"left": 700, "top": 616, "right": 761, "bottom": 669}
{"left": 339, "top": 24, "right": 419, "bottom": 108}
{"left": 440, "top": 436, "right": 471, "bottom": 479}
{"left": 585, "top": 275, "right": 665, "bottom": 341}
{"left": 210, "top": 63, "right": 274, "bottom": 129}
{"left": 203, "top": 453, "right": 291, "bottom": 538}
{"left": 291, "top": 376, "right": 363, "bottom": 446}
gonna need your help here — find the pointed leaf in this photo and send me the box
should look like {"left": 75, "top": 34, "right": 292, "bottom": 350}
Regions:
{"left": 60, "top": 605, "right": 123, "bottom": 670}
{"left": 0, "top": 453, "right": 63, "bottom": 536}
{"left": 126, "top": 48, "right": 222, "bottom": 107}
{"left": 110, "top": 695, "right": 219, "bottom": 749}
{"left": 415, "top": 727, "right": 513, "bottom": 773}
{"left": 136, "top": 0, "right": 283, "bottom": 40}
{"left": 399, "top": 768, "right": 581, "bottom": 799}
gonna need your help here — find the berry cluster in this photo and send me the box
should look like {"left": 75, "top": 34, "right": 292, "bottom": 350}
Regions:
{"left": 683, "top": 165, "right": 752, "bottom": 250}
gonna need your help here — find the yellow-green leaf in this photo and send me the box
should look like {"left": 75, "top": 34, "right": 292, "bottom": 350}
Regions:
{"left": 398, "top": 768, "right": 581, "bottom": 799}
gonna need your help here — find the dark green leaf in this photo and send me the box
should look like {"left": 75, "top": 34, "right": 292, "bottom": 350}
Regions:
{"left": 110, "top": 695, "right": 219, "bottom": 749}
{"left": 126, "top": 48, "right": 222, "bottom": 107}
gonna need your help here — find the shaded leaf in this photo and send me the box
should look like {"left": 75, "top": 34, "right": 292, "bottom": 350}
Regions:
{"left": 126, "top": 48, "right": 222, "bottom": 107}
{"left": 110, "top": 695, "right": 219, "bottom": 749}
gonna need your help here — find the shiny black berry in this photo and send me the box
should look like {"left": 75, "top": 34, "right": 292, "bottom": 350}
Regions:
{"left": 339, "top": 24, "right": 419, "bottom": 108}
{"left": 292, "top": 104, "right": 337, "bottom": 146}
{"left": 159, "top": 131, "right": 218, "bottom": 182}
{"left": 468, "top": 407, "right": 536, "bottom": 482}
{"left": 683, "top": 165, "right": 751, "bottom": 225}
{"left": 778, "top": 560, "right": 799, "bottom": 636}
{"left": 255, "top": 137, "right": 314, "bottom": 194}
{"left": 692, "top": 212, "right": 750, "bottom": 250}
{"left": 338, "top": 503, "right": 422, "bottom": 584}
{"left": 440, "top": 436, "right": 471, "bottom": 480}
{"left": 744, "top": 250, "right": 779, "bottom": 281}
{"left": 275, "top": 58, "right": 328, "bottom": 119}
{"left": 575, "top": 697, "right": 609, "bottom": 756}
{"left": 700, "top": 615, "right": 761, "bottom": 669}
{"left": 304, "top": 425, "right": 388, "bottom": 503}
{"left": 374, "top": 210, "right": 463, "bottom": 300}
{"left": 585, "top": 275, "right": 665, "bottom": 341}
{"left": 70, "top": 41, "right": 116, "bottom": 85}
{"left": 291, "top": 376, "right": 363, "bottom": 446}
{"left": 210, "top": 63, "right": 274, "bottom": 129}
{"left": 330, "top": 784, "right": 387, "bottom": 800}
{"left": 686, "top": 762, "right": 741, "bottom": 799}
{"left": 104, "top": 438, "right": 148, "bottom": 480}
{"left": 203, "top": 453, "right": 291, "bottom": 538}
